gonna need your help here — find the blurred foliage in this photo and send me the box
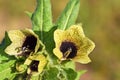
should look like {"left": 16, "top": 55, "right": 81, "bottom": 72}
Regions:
{"left": 0, "top": 0, "right": 120, "bottom": 80}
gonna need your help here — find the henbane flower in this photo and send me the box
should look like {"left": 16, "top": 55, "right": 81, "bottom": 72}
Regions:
{"left": 5, "top": 29, "right": 41, "bottom": 57}
{"left": 53, "top": 24, "right": 95, "bottom": 64}
{"left": 24, "top": 53, "right": 47, "bottom": 76}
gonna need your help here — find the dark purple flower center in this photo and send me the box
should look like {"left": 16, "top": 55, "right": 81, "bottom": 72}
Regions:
{"left": 60, "top": 41, "right": 77, "bottom": 58}
{"left": 21, "top": 35, "right": 37, "bottom": 56}
{"left": 30, "top": 60, "right": 39, "bottom": 72}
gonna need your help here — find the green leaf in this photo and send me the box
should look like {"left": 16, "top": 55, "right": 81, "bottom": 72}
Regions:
{"left": 62, "top": 60, "right": 75, "bottom": 70}
{"left": 0, "top": 60, "right": 16, "bottom": 80}
{"left": 31, "top": 0, "right": 53, "bottom": 41}
{"left": 42, "top": 67, "right": 59, "bottom": 80}
{"left": 0, "top": 32, "right": 11, "bottom": 49}
{"left": 75, "top": 70, "right": 87, "bottom": 80}
{"left": 34, "top": 27, "right": 58, "bottom": 65}
{"left": 43, "top": 27, "right": 58, "bottom": 64}
{"left": 0, "top": 55, "right": 9, "bottom": 63}
{"left": 55, "top": 0, "right": 80, "bottom": 30}
{"left": 63, "top": 68, "right": 77, "bottom": 80}
{"left": 63, "top": 68, "right": 86, "bottom": 80}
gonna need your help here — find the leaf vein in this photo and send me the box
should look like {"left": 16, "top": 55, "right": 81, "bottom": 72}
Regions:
{"left": 63, "top": 1, "right": 76, "bottom": 30}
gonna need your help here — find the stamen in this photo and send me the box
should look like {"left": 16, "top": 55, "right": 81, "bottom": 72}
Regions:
{"left": 15, "top": 46, "right": 32, "bottom": 56}
{"left": 15, "top": 47, "right": 22, "bottom": 53}
{"left": 63, "top": 48, "right": 72, "bottom": 59}
{"left": 22, "top": 46, "right": 32, "bottom": 53}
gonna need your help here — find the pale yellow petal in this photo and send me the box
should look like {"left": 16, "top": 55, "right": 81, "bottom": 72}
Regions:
{"left": 78, "top": 37, "right": 95, "bottom": 55}
{"left": 5, "top": 30, "right": 25, "bottom": 55}
{"left": 54, "top": 29, "right": 64, "bottom": 47}
{"left": 38, "top": 55, "right": 47, "bottom": 73}
{"left": 5, "top": 43, "right": 22, "bottom": 55}
{"left": 73, "top": 55, "right": 91, "bottom": 64}
{"left": 24, "top": 57, "right": 32, "bottom": 65}
{"left": 68, "top": 24, "right": 85, "bottom": 38}
{"left": 8, "top": 30, "right": 25, "bottom": 42}
{"left": 53, "top": 48, "right": 63, "bottom": 59}
{"left": 21, "top": 28, "right": 37, "bottom": 36}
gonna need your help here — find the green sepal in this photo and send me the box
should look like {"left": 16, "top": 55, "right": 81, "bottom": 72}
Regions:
{"left": 61, "top": 60, "right": 75, "bottom": 70}
{"left": 75, "top": 70, "right": 87, "bottom": 80}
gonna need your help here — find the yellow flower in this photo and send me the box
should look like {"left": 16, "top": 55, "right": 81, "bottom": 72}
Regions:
{"left": 53, "top": 24, "right": 95, "bottom": 64}
{"left": 24, "top": 53, "right": 47, "bottom": 76}
{"left": 5, "top": 29, "right": 41, "bottom": 57}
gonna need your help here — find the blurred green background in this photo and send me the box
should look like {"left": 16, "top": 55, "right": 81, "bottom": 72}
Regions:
{"left": 0, "top": 0, "right": 120, "bottom": 80}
